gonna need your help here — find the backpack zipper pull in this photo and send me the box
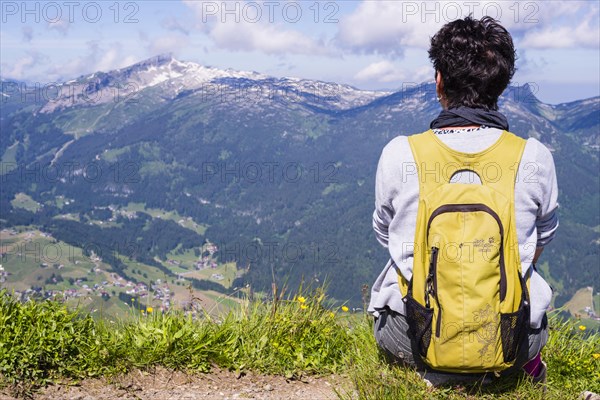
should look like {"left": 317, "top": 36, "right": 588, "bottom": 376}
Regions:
{"left": 425, "top": 277, "right": 432, "bottom": 308}
{"left": 425, "top": 247, "right": 438, "bottom": 308}
{"left": 429, "top": 246, "right": 442, "bottom": 338}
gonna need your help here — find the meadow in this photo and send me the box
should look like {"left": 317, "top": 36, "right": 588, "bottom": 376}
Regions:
{"left": 0, "top": 288, "right": 598, "bottom": 399}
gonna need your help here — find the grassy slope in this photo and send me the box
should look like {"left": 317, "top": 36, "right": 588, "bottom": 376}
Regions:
{"left": 123, "top": 202, "right": 208, "bottom": 235}
{"left": 10, "top": 193, "right": 42, "bottom": 213}
{"left": 0, "top": 289, "right": 599, "bottom": 399}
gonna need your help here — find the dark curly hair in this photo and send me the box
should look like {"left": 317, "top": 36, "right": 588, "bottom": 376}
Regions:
{"left": 428, "top": 16, "right": 516, "bottom": 110}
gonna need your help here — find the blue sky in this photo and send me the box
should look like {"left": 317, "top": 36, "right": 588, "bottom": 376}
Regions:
{"left": 1, "top": 0, "right": 599, "bottom": 104}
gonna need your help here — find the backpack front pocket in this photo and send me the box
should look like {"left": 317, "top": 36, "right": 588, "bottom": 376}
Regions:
{"left": 425, "top": 203, "right": 507, "bottom": 370}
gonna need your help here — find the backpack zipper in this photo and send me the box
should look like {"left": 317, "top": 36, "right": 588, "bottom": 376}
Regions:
{"left": 426, "top": 246, "right": 443, "bottom": 337}
{"left": 425, "top": 248, "right": 435, "bottom": 308}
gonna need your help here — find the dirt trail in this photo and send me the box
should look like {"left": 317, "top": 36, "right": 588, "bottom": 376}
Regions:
{"left": 1, "top": 368, "right": 351, "bottom": 400}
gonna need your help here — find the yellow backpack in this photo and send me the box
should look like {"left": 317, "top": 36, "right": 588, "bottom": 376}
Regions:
{"left": 400, "top": 129, "right": 530, "bottom": 373}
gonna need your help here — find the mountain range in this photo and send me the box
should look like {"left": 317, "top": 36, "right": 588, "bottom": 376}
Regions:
{"left": 1, "top": 54, "right": 598, "bottom": 307}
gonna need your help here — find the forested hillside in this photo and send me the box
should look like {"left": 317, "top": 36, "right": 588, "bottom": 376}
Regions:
{"left": 1, "top": 55, "right": 598, "bottom": 307}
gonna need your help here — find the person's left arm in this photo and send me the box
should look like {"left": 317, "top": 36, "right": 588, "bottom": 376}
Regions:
{"left": 532, "top": 140, "right": 559, "bottom": 264}
{"left": 372, "top": 139, "right": 402, "bottom": 248}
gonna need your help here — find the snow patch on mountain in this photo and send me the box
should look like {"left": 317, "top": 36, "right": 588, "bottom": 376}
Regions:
{"left": 38, "top": 55, "right": 389, "bottom": 113}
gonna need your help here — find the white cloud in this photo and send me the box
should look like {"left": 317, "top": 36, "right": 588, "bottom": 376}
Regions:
{"left": 182, "top": 0, "right": 331, "bottom": 56}
{"left": 354, "top": 61, "right": 431, "bottom": 85}
{"left": 42, "top": 41, "right": 137, "bottom": 81}
{"left": 520, "top": 16, "right": 599, "bottom": 49}
{"left": 515, "top": 49, "right": 548, "bottom": 75}
{"left": 335, "top": 2, "right": 443, "bottom": 57}
{"left": 95, "top": 43, "right": 137, "bottom": 73}
{"left": 209, "top": 21, "right": 328, "bottom": 55}
{"left": 147, "top": 33, "right": 191, "bottom": 56}
{"left": 496, "top": 1, "right": 582, "bottom": 32}
{"left": 335, "top": 1, "right": 600, "bottom": 56}
{"left": 47, "top": 18, "right": 70, "bottom": 36}
{"left": 412, "top": 65, "right": 434, "bottom": 83}
{"left": 1, "top": 52, "right": 47, "bottom": 80}
{"left": 354, "top": 61, "right": 404, "bottom": 83}
{"left": 43, "top": 41, "right": 99, "bottom": 79}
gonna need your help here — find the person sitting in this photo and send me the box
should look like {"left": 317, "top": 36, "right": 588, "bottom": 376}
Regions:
{"left": 368, "top": 15, "right": 558, "bottom": 387}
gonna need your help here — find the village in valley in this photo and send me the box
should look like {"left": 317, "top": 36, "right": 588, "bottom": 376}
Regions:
{"left": 0, "top": 227, "right": 240, "bottom": 318}
{"left": 564, "top": 286, "right": 600, "bottom": 325}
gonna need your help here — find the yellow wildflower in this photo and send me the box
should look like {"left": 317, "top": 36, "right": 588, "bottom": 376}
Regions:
{"left": 146, "top": 307, "right": 153, "bottom": 313}
{"left": 341, "top": 305, "right": 349, "bottom": 312}
{"left": 297, "top": 296, "right": 306, "bottom": 304}
{"left": 579, "top": 325, "right": 586, "bottom": 331}
{"left": 300, "top": 304, "right": 308, "bottom": 310}
{"left": 592, "top": 354, "right": 600, "bottom": 359}
{"left": 329, "top": 312, "right": 335, "bottom": 318}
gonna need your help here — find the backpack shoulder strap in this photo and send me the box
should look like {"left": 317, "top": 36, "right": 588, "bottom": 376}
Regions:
{"left": 408, "top": 129, "right": 526, "bottom": 201}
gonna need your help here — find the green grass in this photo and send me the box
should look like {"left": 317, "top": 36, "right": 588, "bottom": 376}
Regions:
{"left": 52, "top": 212, "right": 79, "bottom": 221}
{"left": 322, "top": 183, "right": 348, "bottom": 196}
{"left": 338, "top": 313, "right": 600, "bottom": 400}
{"left": 54, "top": 104, "right": 114, "bottom": 137}
{"left": 1, "top": 142, "right": 19, "bottom": 175}
{"left": 10, "top": 193, "right": 41, "bottom": 213}
{"left": 163, "top": 245, "right": 237, "bottom": 288}
{"left": 0, "top": 230, "right": 98, "bottom": 291}
{"left": 301, "top": 117, "right": 329, "bottom": 139}
{"left": 0, "top": 289, "right": 598, "bottom": 399}
{"left": 101, "top": 145, "right": 132, "bottom": 163}
{"left": 123, "top": 202, "right": 208, "bottom": 235}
